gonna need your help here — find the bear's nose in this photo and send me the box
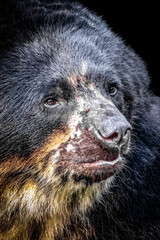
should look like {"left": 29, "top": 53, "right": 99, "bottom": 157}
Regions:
{"left": 98, "top": 114, "right": 132, "bottom": 151}
{"left": 98, "top": 127, "right": 131, "bottom": 147}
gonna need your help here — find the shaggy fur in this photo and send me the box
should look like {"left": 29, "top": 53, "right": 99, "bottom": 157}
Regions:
{"left": 0, "top": 0, "right": 160, "bottom": 239}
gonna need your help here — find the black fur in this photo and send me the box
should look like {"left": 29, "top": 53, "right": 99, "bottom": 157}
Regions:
{"left": 0, "top": 1, "right": 160, "bottom": 239}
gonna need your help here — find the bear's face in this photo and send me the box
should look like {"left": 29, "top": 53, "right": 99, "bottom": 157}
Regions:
{"left": 0, "top": 31, "right": 133, "bottom": 220}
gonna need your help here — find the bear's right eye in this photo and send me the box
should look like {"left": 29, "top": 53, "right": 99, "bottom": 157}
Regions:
{"left": 44, "top": 98, "right": 59, "bottom": 107}
{"left": 108, "top": 85, "right": 118, "bottom": 96}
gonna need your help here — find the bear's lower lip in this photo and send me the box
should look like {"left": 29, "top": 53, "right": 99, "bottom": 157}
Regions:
{"left": 76, "top": 151, "right": 119, "bottom": 166}
{"left": 78, "top": 157, "right": 120, "bottom": 168}
{"left": 69, "top": 155, "right": 121, "bottom": 182}
{"left": 67, "top": 156, "right": 122, "bottom": 182}
{"left": 56, "top": 155, "right": 122, "bottom": 183}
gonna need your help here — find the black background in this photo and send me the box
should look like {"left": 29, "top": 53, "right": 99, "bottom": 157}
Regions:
{"left": 79, "top": 1, "right": 159, "bottom": 96}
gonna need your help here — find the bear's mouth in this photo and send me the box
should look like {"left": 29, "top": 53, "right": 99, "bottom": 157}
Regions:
{"left": 74, "top": 146, "right": 120, "bottom": 168}
{"left": 56, "top": 151, "right": 121, "bottom": 183}
{"left": 76, "top": 150, "right": 119, "bottom": 167}
{"left": 54, "top": 128, "right": 125, "bottom": 182}
{"left": 64, "top": 147, "right": 121, "bottom": 181}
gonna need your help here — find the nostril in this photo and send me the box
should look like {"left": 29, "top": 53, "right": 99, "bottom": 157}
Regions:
{"left": 98, "top": 130, "right": 118, "bottom": 141}
{"left": 106, "top": 132, "right": 118, "bottom": 141}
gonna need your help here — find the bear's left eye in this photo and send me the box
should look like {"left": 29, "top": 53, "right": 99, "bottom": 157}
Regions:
{"left": 44, "top": 98, "right": 59, "bottom": 107}
{"left": 108, "top": 85, "right": 117, "bottom": 96}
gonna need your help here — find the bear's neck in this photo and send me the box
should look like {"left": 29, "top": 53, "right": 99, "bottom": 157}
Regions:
{"left": 0, "top": 215, "right": 94, "bottom": 240}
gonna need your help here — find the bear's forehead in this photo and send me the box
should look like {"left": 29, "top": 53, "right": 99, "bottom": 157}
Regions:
{"left": 13, "top": 45, "right": 117, "bottom": 92}
{"left": 15, "top": 28, "right": 120, "bottom": 76}
{"left": 3, "top": 28, "right": 123, "bottom": 99}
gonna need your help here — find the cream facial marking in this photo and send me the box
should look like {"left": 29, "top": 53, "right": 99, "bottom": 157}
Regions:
{"left": 51, "top": 151, "right": 60, "bottom": 163}
{"left": 81, "top": 61, "right": 88, "bottom": 76}
{"left": 75, "top": 128, "right": 82, "bottom": 138}
{"left": 66, "top": 144, "right": 75, "bottom": 152}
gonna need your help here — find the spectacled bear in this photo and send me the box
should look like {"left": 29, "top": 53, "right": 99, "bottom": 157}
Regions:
{"left": 0, "top": 1, "right": 160, "bottom": 239}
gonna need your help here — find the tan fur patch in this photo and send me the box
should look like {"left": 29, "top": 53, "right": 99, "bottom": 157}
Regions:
{"left": 0, "top": 224, "right": 29, "bottom": 240}
{"left": 88, "top": 83, "right": 95, "bottom": 90}
{"left": 0, "top": 127, "right": 72, "bottom": 174}
{"left": 68, "top": 75, "right": 86, "bottom": 88}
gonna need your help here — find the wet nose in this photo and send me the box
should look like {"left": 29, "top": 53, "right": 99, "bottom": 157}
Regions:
{"left": 98, "top": 127, "right": 131, "bottom": 145}
{"left": 98, "top": 116, "right": 132, "bottom": 148}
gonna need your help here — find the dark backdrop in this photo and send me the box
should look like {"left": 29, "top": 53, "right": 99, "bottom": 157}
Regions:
{"left": 79, "top": 1, "right": 159, "bottom": 96}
